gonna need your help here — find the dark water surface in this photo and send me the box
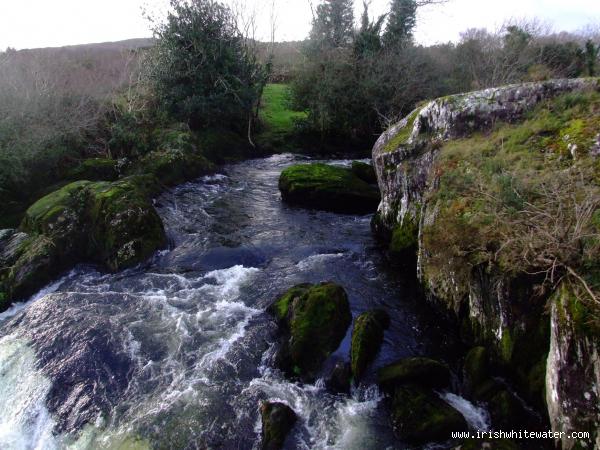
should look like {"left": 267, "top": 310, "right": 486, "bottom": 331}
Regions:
{"left": 0, "top": 154, "right": 478, "bottom": 450}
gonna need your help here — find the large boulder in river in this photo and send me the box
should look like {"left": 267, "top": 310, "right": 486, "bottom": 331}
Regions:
{"left": 21, "top": 175, "right": 166, "bottom": 271}
{"left": 350, "top": 309, "right": 390, "bottom": 381}
{"left": 269, "top": 282, "right": 352, "bottom": 379}
{"left": 260, "top": 401, "right": 297, "bottom": 450}
{"left": 278, "top": 163, "right": 380, "bottom": 214}
{"left": 378, "top": 357, "right": 451, "bottom": 392}
{"left": 0, "top": 176, "right": 166, "bottom": 310}
{"left": 0, "top": 229, "right": 60, "bottom": 308}
{"left": 391, "top": 385, "right": 468, "bottom": 444}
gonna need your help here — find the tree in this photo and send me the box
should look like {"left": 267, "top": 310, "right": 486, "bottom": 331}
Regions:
{"left": 310, "top": 0, "right": 355, "bottom": 48}
{"left": 354, "top": 2, "right": 386, "bottom": 58}
{"left": 584, "top": 39, "right": 599, "bottom": 76}
{"left": 147, "top": 0, "right": 267, "bottom": 136}
{"left": 384, "top": 0, "right": 417, "bottom": 46}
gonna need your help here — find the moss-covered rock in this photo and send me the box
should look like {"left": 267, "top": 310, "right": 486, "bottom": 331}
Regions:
{"left": 0, "top": 177, "right": 167, "bottom": 310}
{"left": 487, "top": 389, "right": 529, "bottom": 430}
{"left": 21, "top": 176, "right": 166, "bottom": 272}
{"left": 260, "top": 401, "right": 297, "bottom": 450}
{"left": 350, "top": 309, "right": 390, "bottom": 381}
{"left": 351, "top": 161, "right": 377, "bottom": 184}
{"left": 4, "top": 235, "right": 61, "bottom": 301}
{"left": 0, "top": 229, "right": 63, "bottom": 305}
{"left": 463, "top": 346, "right": 489, "bottom": 392}
{"left": 391, "top": 385, "right": 468, "bottom": 444}
{"left": 129, "top": 126, "right": 214, "bottom": 186}
{"left": 378, "top": 357, "right": 451, "bottom": 391}
{"left": 67, "top": 158, "right": 119, "bottom": 181}
{"left": 389, "top": 216, "right": 419, "bottom": 264}
{"left": 269, "top": 282, "right": 352, "bottom": 379}
{"left": 279, "top": 164, "right": 380, "bottom": 214}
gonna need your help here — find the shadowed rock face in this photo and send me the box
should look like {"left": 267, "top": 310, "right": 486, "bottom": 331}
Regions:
{"left": 370, "top": 78, "right": 600, "bottom": 446}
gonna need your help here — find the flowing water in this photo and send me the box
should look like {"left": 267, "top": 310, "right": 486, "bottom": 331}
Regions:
{"left": 0, "top": 154, "right": 484, "bottom": 450}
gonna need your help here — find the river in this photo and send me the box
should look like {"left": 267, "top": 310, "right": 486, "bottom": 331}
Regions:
{"left": 0, "top": 154, "right": 483, "bottom": 449}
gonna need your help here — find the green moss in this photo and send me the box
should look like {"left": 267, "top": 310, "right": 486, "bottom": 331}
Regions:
{"left": 67, "top": 158, "right": 119, "bottom": 181}
{"left": 391, "top": 385, "right": 468, "bottom": 444}
{"left": 555, "top": 282, "right": 600, "bottom": 338}
{"left": 22, "top": 181, "right": 90, "bottom": 235}
{"left": 279, "top": 163, "right": 380, "bottom": 214}
{"left": 350, "top": 310, "right": 389, "bottom": 381}
{"left": 378, "top": 357, "right": 450, "bottom": 391}
{"left": 389, "top": 216, "right": 419, "bottom": 255}
{"left": 499, "top": 328, "right": 515, "bottom": 364}
{"left": 6, "top": 235, "right": 60, "bottom": 302}
{"left": 272, "top": 282, "right": 352, "bottom": 379}
{"left": 464, "top": 346, "right": 488, "bottom": 388}
{"left": 383, "top": 108, "right": 421, "bottom": 153}
{"left": 20, "top": 177, "right": 166, "bottom": 274}
{"left": 270, "top": 284, "right": 312, "bottom": 323}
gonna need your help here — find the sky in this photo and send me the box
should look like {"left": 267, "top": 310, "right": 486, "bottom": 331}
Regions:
{"left": 0, "top": 0, "right": 599, "bottom": 50}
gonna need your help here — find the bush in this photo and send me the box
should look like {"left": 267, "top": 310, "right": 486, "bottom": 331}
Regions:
{"left": 146, "top": 0, "right": 267, "bottom": 133}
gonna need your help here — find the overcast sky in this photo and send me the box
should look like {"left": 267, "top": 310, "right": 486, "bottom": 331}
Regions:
{"left": 0, "top": 0, "right": 599, "bottom": 50}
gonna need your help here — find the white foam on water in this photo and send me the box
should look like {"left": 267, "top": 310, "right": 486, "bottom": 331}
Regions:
{"left": 440, "top": 392, "right": 490, "bottom": 431}
{"left": 0, "top": 335, "right": 57, "bottom": 450}
{"left": 246, "top": 361, "right": 385, "bottom": 450}
{"left": 296, "top": 253, "right": 346, "bottom": 270}
{"left": 0, "top": 273, "right": 69, "bottom": 323}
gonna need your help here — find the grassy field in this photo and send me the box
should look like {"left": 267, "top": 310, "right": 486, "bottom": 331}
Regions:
{"left": 258, "top": 83, "right": 307, "bottom": 148}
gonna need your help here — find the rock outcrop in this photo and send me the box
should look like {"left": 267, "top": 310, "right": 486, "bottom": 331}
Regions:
{"left": 371, "top": 78, "right": 600, "bottom": 447}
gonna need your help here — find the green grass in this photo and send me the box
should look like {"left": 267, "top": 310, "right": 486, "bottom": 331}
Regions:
{"left": 258, "top": 84, "right": 307, "bottom": 144}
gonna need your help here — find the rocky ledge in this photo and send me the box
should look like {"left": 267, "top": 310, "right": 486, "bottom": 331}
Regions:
{"left": 371, "top": 78, "right": 600, "bottom": 449}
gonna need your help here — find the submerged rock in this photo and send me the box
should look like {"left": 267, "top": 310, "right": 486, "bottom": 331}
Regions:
{"left": 350, "top": 309, "right": 390, "bottom": 381}
{"left": 260, "top": 401, "right": 297, "bottom": 450}
{"left": 378, "top": 357, "right": 451, "bottom": 391}
{"left": 278, "top": 163, "right": 380, "bottom": 214}
{"left": 269, "top": 282, "right": 352, "bottom": 379}
{"left": 391, "top": 385, "right": 468, "bottom": 444}
{"left": 351, "top": 161, "right": 377, "bottom": 184}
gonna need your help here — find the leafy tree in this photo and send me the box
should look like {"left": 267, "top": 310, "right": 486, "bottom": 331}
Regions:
{"left": 310, "top": 0, "right": 355, "bottom": 48}
{"left": 584, "top": 40, "right": 599, "bottom": 76}
{"left": 354, "top": 2, "right": 386, "bottom": 58}
{"left": 384, "top": 0, "right": 417, "bottom": 47}
{"left": 147, "top": 0, "right": 267, "bottom": 134}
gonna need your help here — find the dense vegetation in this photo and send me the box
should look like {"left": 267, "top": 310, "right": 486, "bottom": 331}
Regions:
{"left": 291, "top": 0, "right": 600, "bottom": 145}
